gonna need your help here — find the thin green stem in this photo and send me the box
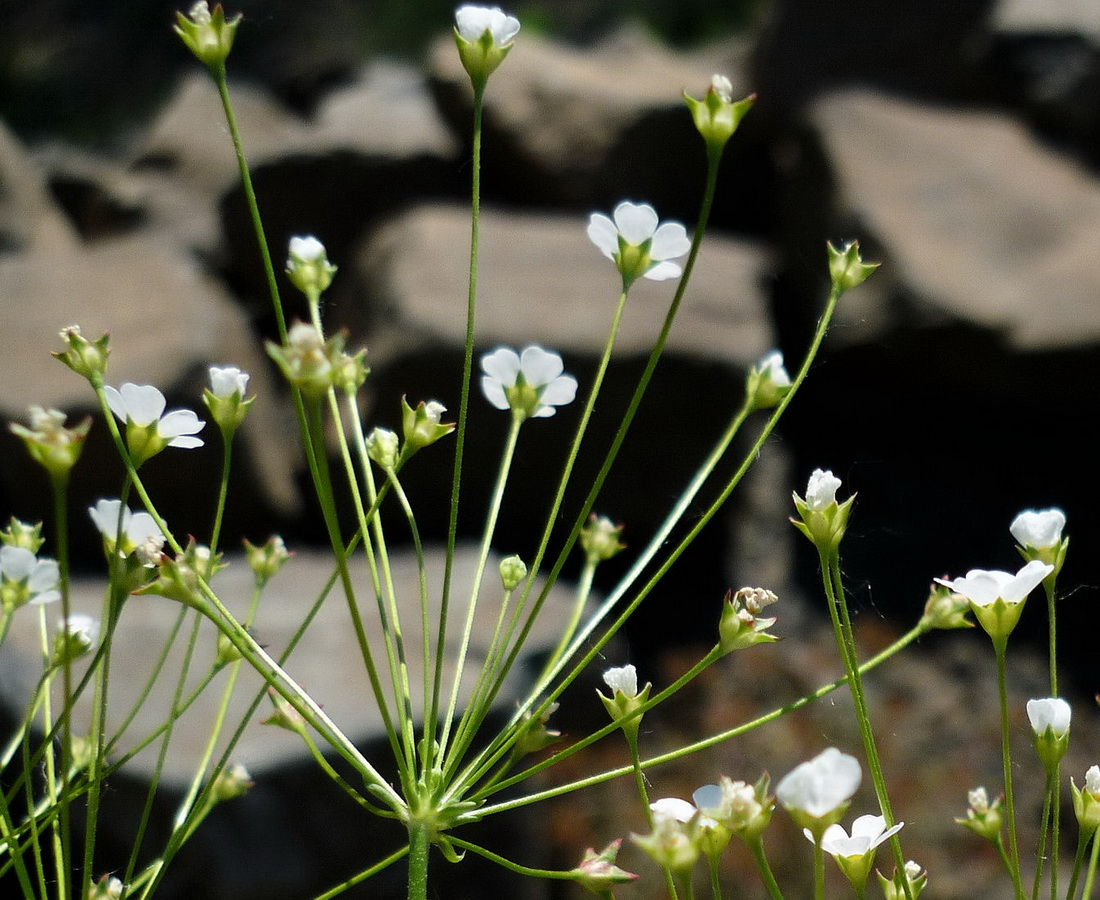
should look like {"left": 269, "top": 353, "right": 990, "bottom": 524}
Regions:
{"left": 1046, "top": 580, "right": 1058, "bottom": 696}
{"left": 51, "top": 470, "right": 74, "bottom": 900}
{"left": 475, "top": 625, "right": 923, "bottom": 817}
{"left": 434, "top": 82, "right": 486, "bottom": 772}
{"left": 1067, "top": 829, "right": 1096, "bottom": 900}
{"left": 312, "top": 845, "right": 409, "bottom": 900}
{"left": 1035, "top": 768, "right": 1056, "bottom": 900}
{"left": 407, "top": 821, "right": 430, "bottom": 900}
{"left": 707, "top": 854, "right": 723, "bottom": 900}
{"left": 821, "top": 551, "right": 910, "bottom": 899}
{"left": 813, "top": 839, "right": 825, "bottom": 900}
{"left": 745, "top": 834, "right": 784, "bottom": 900}
{"left": 208, "top": 434, "right": 233, "bottom": 556}
{"left": 996, "top": 639, "right": 1026, "bottom": 900}
{"left": 1083, "top": 829, "right": 1100, "bottom": 898}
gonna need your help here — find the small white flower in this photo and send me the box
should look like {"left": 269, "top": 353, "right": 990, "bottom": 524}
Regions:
{"left": 287, "top": 235, "right": 326, "bottom": 263}
{"left": 776, "top": 748, "right": 862, "bottom": 819}
{"left": 812, "top": 814, "right": 903, "bottom": 857}
{"left": 602, "top": 664, "right": 638, "bottom": 698}
{"left": 757, "top": 351, "right": 791, "bottom": 388}
{"left": 650, "top": 797, "right": 700, "bottom": 824}
{"left": 804, "top": 468, "right": 842, "bottom": 511}
{"left": 587, "top": 201, "right": 691, "bottom": 283}
{"left": 61, "top": 613, "right": 100, "bottom": 647}
{"left": 1027, "top": 697, "right": 1071, "bottom": 738}
{"left": 104, "top": 383, "right": 205, "bottom": 449}
{"left": 423, "top": 401, "right": 446, "bottom": 423}
{"left": 1085, "top": 765, "right": 1100, "bottom": 795}
{"left": 0, "top": 546, "right": 61, "bottom": 607}
{"left": 1010, "top": 508, "right": 1066, "bottom": 549}
{"left": 89, "top": 499, "right": 165, "bottom": 560}
{"left": 208, "top": 366, "right": 249, "bottom": 398}
{"left": 935, "top": 559, "right": 1053, "bottom": 608}
{"left": 455, "top": 5, "right": 520, "bottom": 45}
{"left": 480, "top": 345, "right": 578, "bottom": 418}
{"left": 968, "top": 786, "right": 990, "bottom": 814}
{"left": 711, "top": 74, "right": 733, "bottom": 102}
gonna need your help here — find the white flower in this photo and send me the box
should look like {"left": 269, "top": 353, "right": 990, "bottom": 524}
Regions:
{"left": 0, "top": 546, "right": 61, "bottom": 607}
{"left": 757, "top": 351, "right": 791, "bottom": 388}
{"left": 710, "top": 74, "right": 733, "bottom": 102}
{"left": 104, "top": 383, "right": 205, "bottom": 449}
{"left": 935, "top": 559, "right": 1053, "bottom": 607}
{"left": 776, "top": 748, "right": 862, "bottom": 819}
{"left": 208, "top": 366, "right": 249, "bottom": 398}
{"left": 455, "top": 5, "right": 520, "bottom": 45}
{"left": 480, "top": 345, "right": 578, "bottom": 419}
{"left": 287, "top": 235, "right": 326, "bottom": 263}
{"left": 602, "top": 664, "right": 638, "bottom": 698}
{"left": 804, "top": 468, "right": 842, "bottom": 511}
{"left": 1010, "top": 508, "right": 1066, "bottom": 549}
{"left": 1027, "top": 697, "right": 1071, "bottom": 738}
{"left": 89, "top": 499, "right": 165, "bottom": 560}
{"left": 650, "top": 797, "right": 700, "bottom": 824}
{"left": 1086, "top": 765, "right": 1100, "bottom": 795}
{"left": 61, "top": 613, "right": 100, "bottom": 647}
{"left": 422, "top": 401, "right": 446, "bottom": 423}
{"left": 811, "top": 814, "right": 903, "bottom": 857}
{"left": 587, "top": 201, "right": 691, "bottom": 283}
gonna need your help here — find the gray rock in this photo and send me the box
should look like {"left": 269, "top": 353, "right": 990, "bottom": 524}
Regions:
{"left": 811, "top": 88, "right": 1100, "bottom": 349}
{"left": 0, "top": 546, "right": 593, "bottom": 785}
{"left": 993, "top": 0, "right": 1100, "bottom": 38}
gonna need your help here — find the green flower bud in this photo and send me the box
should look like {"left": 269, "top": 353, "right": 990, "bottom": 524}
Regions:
{"left": 684, "top": 76, "right": 755, "bottom": 158}
{"left": 365, "top": 427, "right": 400, "bottom": 470}
{"left": 499, "top": 555, "right": 527, "bottom": 591}
{"left": 174, "top": 2, "right": 241, "bottom": 71}
{"left": 11, "top": 407, "right": 92, "bottom": 480}
{"left": 827, "top": 240, "right": 879, "bottom": 293}
{"left": 454, "top": 5, "right": 520, "bottom": 93}
{"left": 54, "top": 326, "right": 110, "bottom": 383}
{"left": 401, "top": 397, "right": 455, "bottom": 456}
{"left": 0, "top": 518, "right": 45, "bottom": 553}
{"left": 580, "top": 515, "right": 625, "bottom": 565}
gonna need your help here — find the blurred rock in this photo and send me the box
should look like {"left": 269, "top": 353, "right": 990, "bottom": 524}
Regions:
{"left": 427, "top": 27, "right": 743, "bottom": 209}
{"left": 811, "top": 88, "right": 1100, "bottom": 349}
{"left": 0, "top": 118, "right": 78, "bottom": 254}
{"left": 360, "top": 203, "right": 774, "bottom": 367}
{"left": 0, "top": 234, "right": 300, "bottom": 558}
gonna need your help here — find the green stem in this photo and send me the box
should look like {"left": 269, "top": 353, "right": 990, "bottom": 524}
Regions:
{"left": 1035, "top": 768, "right": 1056, "bottom": 900}
{"left": 312, "top": 845, "right": 409, "bottom": 900}
{"left": 51, "top": 470, "right": 74, "bottom": 900}
{"left": 821, "top": 552, "right": 910, "bottom": 899}
{"left": 434, "top": 81, "right": 486, "bottom": 770}
{"left": 1067, "top": 828, "right": 1095, "bottom": 900}
{"left": 708, "top": 854, "right": 723, "bottom": 900}
{"left": 745, "top": 834, "right": 784, "bottom": 900}
{"left": 814, "top": 839, "right": 825, "bottom": 900}
{"left": 407, "top": 821, "right": 431, "bottom": 900}
{"left": 445, "top": 835, "right": 587, "bottom": 881}
{"left": 995, "top": 639, "right": 1026, "bottom": 899}
{"left": 1083, "top": 827, "right": 1100, "bottom": 898}
{"left": 1046, "top": 580, "right": 1058, "bottom": 696}
{"left": 475, "top": 625, "right": 923, "bottom": 816}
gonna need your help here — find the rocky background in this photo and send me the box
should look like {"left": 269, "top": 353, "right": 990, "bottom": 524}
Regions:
{"left": 2, "top": 0, "right": 1100, "bottom": 897}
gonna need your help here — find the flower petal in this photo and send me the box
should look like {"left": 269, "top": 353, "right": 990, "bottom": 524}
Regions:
{"left": 158, "top": 409, "right": 205, "bottom": 440}
{"left": 1002, "top": 559, "right": 1054, "bottom": 603}
{"left": 0, "top": 546, "right": 35, "bottom": 580}
{"left": 519, "top": 345, "right": 564, "bottom": 386}
{"left": 650, "top": 797, "right": 697, "bottom": 823}
{"left": 1010, "top": 508, "right": 1066, "bottom": 549}
{"left": 642, "top": 261, "right": 683, "bottom": 281}
{"left": 103, "top": 385, "right": 127, "bottom": 423}
{"left": 613, "top": 201, "right": 658, "bottom": 245}
{"left": 537, "top": 374, "right": 578, "bottom": 407}
{"left": 119, "top": 383, "right": 167, "bottom": 426}
{"left": 480, "top": 347, "right": 522, "bottom": 387}
{"left": 89, "top": 499, "right": 126, "bottom": 538}
{"left": 586, "top": 213, "right": 619, "bottom": 259}
{"left": 649, "top": 222, "right": 690, "bottom": 261}
{"left": 480, "top": 375, "right": 510, "bottom": 410}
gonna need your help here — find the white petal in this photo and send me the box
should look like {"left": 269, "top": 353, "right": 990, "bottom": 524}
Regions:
{"left": 455, "top": 5, "right": 519, "bottom": 44}
{"left": 849, "top": 814, "right": 887, "bottom": 841}
{"left": 28, "top": 558, "right": 60, "bottom": 595}
{"left": 119, "top": 383, "right": 167, "bottom": 426}
{"left": 1085, "top": 766, "right": 1100, "bottom": 794}
{"left": 1010, "top": 508, "right": 1065, "bottom": 549}
{"left": 692, "top": 784, "right": 723, "bottom": 813}
{"left": 158, "top": 409, "right": 205, "bottom": 440}
{"left": 536, "top": 374, "right": 577, "bottom": 408}
{"left": 167, "top": 435, "right": 205, "bottom": 449}
{"left": 480, "top": 347, "right": 522, "bottom": 386}
{"left": 936, "top": 568, "right": 1012, "bottom": 607}
{"left": 480, "top": 376, "right": 510, "bottom": 410}
{"left": 288, "top": 235, "right": 325, "bottom": 261}
{"left": 0, "top": 546, "right": 35, "bottom": 580}
{"left": 1027, "top": 697, "right": 1071, "bottom": 736}
{"left": 531, "top": 404, "right": 558, "bottom": 418}
{"left": 650, "top": 797, "right": 696, "bottom": 823}
{"left": 602, "top": 664, "right": 637, "bottom": 697}
{"left": 642, "top": 261, "right": 683, "bottom": 281}
{"left": 103, "top": 385, "right": 127, "bottom": 423}
{"left": 89, "top": 499, "right": 126, "bottom": 538}
{"left": 1002, "top": 559, "right": 1054, "bottom": 603}
{"left": 209, "top": 365, "right": 249, "bottom": 397}
{"left": 613, "top": 201, "right": 659, "bottom": 245}
{"left": 776, "top": 748, "right": 861, "bottom": 818}
{"left": 586, "top": 213, "right": 619, "bottom": 258}
{"left": 519, "top": 345, "right": 564, "bottom": 387}
{"left": 649, "top": 221, "right": 690, "bottom": 261}
{"left": 127, "top": 512, "right": 164, "bottom": 545}
{"left": 805, "top": 468, "right": 842, "bottom": 511}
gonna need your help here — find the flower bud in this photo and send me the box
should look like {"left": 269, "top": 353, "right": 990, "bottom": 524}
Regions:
{"left": 52, "top": 614, "right": 100, "bottom": 666}
{"left": 1027, "top": 697, "right": 1071, "bottom": 771}
{"left": 203, "top": 366, "right": 253, "bottom": 437}
{"left": 571, "top": 839, "right": 638, "bottom": 894}
{"left": 135, "top": 541, "right": 224, "bottom": 610}
{"left": 87, "top": 875, "right": 124, "bottom": 899}
{"left": 0, "top": 518, "right": 45, "bottom": 553}
{"left": 514, "top": 701, "right": 561, "bottom": 755}
{"left": 791, "top": 469, "right": 855, "bottom": 551}
{"left": 53, "top": 326, "right": 110, "bottom": 382}
{"left": 684, "top": 77, "right": 755, "bottom": 158}
{"left": 918, "top": 583, "right": 973, "bottom": 631}
{"left": 262, "top": 690, "right": 306, "bottom": 732}
{"left": 499, "top": 555, "right": 527, "bottom": 591}
{"left": 1011, "top": 508, "right": 1068, "bottom": 579}
{"left": 174, "top": 2, "right": 242, "bottom": 71}
{"left": 598, "top": 664, "right": 651, "bottom": 740}
{"left": 956, "top": 786, "right": 1003, "bottom": 842}
{"left": 285, "top": 235, "right": 337, "bottom": 301}
{"left": 1072, "top": 766, "right": 1100, "bottom": 833}
{"left": 11, "top": 407, "right": 92, "bottom": 479}
{"left": 745, "top": 350, "right": 791, "bottom": 411}
{"left": 243, "top": 536, "right": 291, "bottom": 586}
{"left": 877, "top": 860, "right": 927, "bottom": 900}
{"left": 454, "top": 5, "right": 520, "bottom": 93}
{"left": 401, "top": 397, "right": 455, "bottom": 456}
{"left": 211, "top": 762, "right": 252, "bottom": 802}
{"left": 365, "top": 428, "right": 400, "bottom": 470}
{"left": 580, "top": 515, "right": 625, "bottom": 565}
{"left": 827, "top": 240, "right": 879, "bottom": 293}
{"left": 719, "top": 586, "right": 780, "bottom": 653}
